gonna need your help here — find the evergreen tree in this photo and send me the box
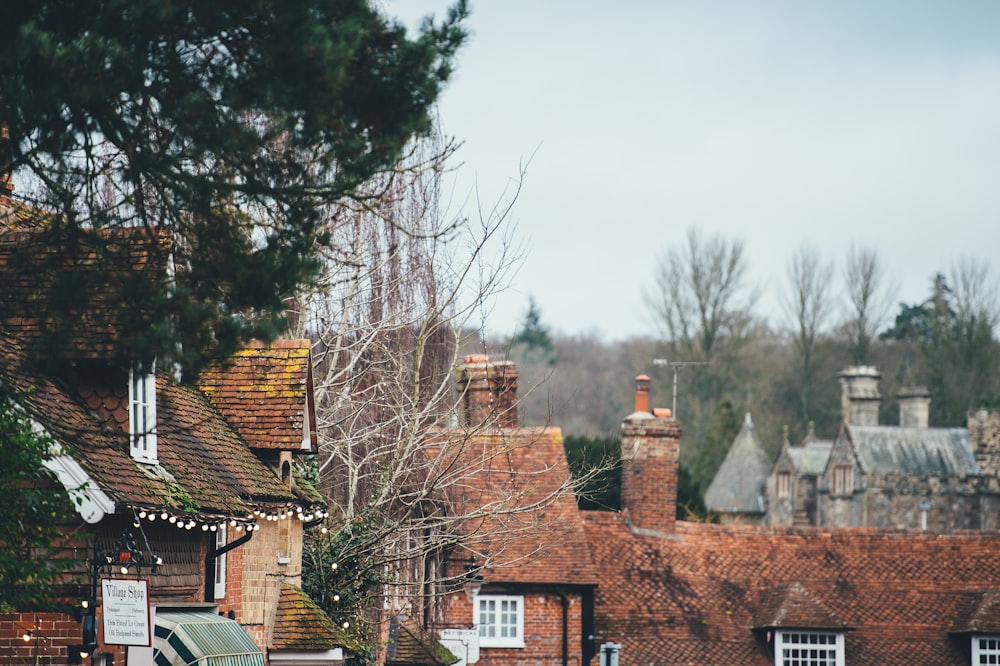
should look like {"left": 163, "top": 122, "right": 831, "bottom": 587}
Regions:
{"left": 511, "top": 296, "right": 554, "bottom": 354}
{"left": 0, "top": 389, "right": 75, "bottom": 611}
{"left": 1, "top": 0, "right": 467, "bottom": 375}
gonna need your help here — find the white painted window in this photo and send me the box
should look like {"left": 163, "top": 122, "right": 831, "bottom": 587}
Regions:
{"left": 476, "top": 595, "right": 524, "bottom": 648}
{"left": 214, "top": 525, "right": 227, "bottom": 599}
{"left": 777, "top": 472, "right": 792, "bottom": 499}
{"left": 832, "top": 466, "right": 853, "bottom": 496}
{"left": 775, "top": 630, "right": 844, "bottom": 666}
{"left": 973, "top": 635, "right": 1000, "bottom": 664}
{"left": 129, "top": 363, "right": 157, "bottom": 463}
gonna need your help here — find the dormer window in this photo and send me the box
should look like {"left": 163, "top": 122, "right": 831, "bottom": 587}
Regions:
{"left": 973, "top": 635, "right": 1000, "bottom": 664}
{"left": 774, "top": 630, "right": 844, "bottom": 666}
{"left": 129, "top": 361, "right": 157, "bottom": 463}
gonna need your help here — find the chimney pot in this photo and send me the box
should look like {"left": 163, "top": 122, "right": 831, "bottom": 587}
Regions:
{"left": 634, "top": 374, "right": 651, "bottom": 414}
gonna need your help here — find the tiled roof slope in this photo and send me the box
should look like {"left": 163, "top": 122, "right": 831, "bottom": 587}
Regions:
{"left": 198, "top": 340, "right": 317, "bottom": 452}
{"left": 705, "top": 414, "right": 772, "bottom": 514}
{"left": 0, "top": 330, "right": 295, "bottom": 517}
{"left": 582, "top": 513, "right": 1000, "bottom": 665}
{"left": 445, "top": 427, "right": 597, "bottom": 586}
{"left": 848, "top": 425, "right": 975, "bottom": 477}
{"left": 0, "top": 222, "right": 170, "bottom": 361}
{"left": 387, "top": 618, "right": 459, "bottom": 665}
{"left": 271, "top": 584, "right": 352, "bottom": 651}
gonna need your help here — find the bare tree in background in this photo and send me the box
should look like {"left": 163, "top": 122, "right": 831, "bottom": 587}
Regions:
{"left": 645, "top": 228, "right": 759, "bottom": 489}
{"left": 783, "top": 245, "right": 834, "bottom": 428}
{"left": 843, "top": 243, "right": 897, "bottom": 365}
{"left": 292, "top": 130, "right": 593, "bottom": 646}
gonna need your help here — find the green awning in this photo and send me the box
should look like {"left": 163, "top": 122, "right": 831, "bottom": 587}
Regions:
{"left": 154, "top": 612, "right": 265, "bottom": 666}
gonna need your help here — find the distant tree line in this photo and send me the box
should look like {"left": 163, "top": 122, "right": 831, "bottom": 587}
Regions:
{"left": 500, "top": 231, "right": 1000, "bottom": 508}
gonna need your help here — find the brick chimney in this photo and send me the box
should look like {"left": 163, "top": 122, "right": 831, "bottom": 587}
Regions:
{"left": 897, "top": 386, "right": 931, "bottom": 428}
{"left": 620, "top": 374, "right": 682, "bottom": 536}
{"left": 838, "top": 366, "right": 881, "bottom": 426}
{"left": 454, "top": 354, "right": 519, "bottom": 429}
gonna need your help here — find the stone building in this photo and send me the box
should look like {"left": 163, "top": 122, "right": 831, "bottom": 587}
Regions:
{"left": 765, "top": 366, "right": 1000, "bottom": 530}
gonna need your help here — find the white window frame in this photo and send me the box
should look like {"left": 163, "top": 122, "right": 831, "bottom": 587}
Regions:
{"left": 777, "top": 472, "right": 792, "bottom": 499}
{"left": 129, "top": 362, "right": 158, "bottom": 463}
{"left": 213, "top": 525, "right": 227, "bottom": 600}
{"left": 774, "top": 630, "right": 844, "bottom": 666}
{"left": 973, "top": 635, "right": 1000, "bottom": 664}
{"left": 476, "top": 594, "right": 525, "bottom": 648}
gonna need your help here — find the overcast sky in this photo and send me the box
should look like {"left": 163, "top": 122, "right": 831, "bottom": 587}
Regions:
{"left": 386, "top": 1, "right": 1000, "bottom": 341}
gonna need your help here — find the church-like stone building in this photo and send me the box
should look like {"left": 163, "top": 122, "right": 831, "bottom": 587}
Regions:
{"left": 707, "top": 366, "right": 1000, "bottom": 531}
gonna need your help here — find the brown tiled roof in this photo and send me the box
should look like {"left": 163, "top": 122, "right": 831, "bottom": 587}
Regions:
{"left": 583, "top": 513, "right": 1000, "bottom": 665}
{"left": 271, "top": 584, "right": 349, "bottom": 651}
{"left": 0, "top": 330, "right": 295, "bottom": 518}
{"left": 952, "top": 589, "right": 1000, "bottom": 634}
{"left": 0, "top": 223, "right": 170, "bottom": 361}
{"left": 753, "top": 582, "right": 845, "bottom": 630}
{"left": 198, "top": 340, "right": 317, "bottom": 452}
{"left": 445, "top": 427, "right": 597, "bottom": 587}
{"left": 387, "top": 617, "right": 458, "bottom": 665}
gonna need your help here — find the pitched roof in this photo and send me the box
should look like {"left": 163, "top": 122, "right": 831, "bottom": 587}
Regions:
{"left": 0, "top": 329, "right": 300, "bottom": 519}
{"left": 786, "top": 440, "right": 832, "bottom": 475}
{"left": 386, "top": 617, "right": 458, "bottom": 666}
{"left": 582, "top": 513, "right": 1000, "bottom": 665}
{"left": 753, "top": 582, "right": 845, "bottom": 630}
{"left": 271, "top": 584, "right": 353, "bottom": 651}
{"left": 704, "top": 414, "right": 772, "bottom": 514}
{"left": 198, "top": 339, "right": 317, "bottom": 452}
{"left": 0, "top": 222, "right": 170, "bottom": 362}
{"left": 444, "top": 426, "right": 597, "bottom": 587}
{"left": 847, "top": 425, "right": 976, "bottom": 477}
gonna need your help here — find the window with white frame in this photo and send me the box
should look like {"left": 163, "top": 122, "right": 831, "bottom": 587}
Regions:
{"left": 831, "top": 465, "right": 853, "bottom": 497}
{"left": 476, "top": 595, "right": 524, "bottom": 648}
{"left": 214, "top": 525, "right": 227, "bottom": 600}
{"left": 973, "top": 635, "right": 1000, "bottom": 664}
{"left": 129, "top": 362, "right": 157, "bottom": 463}
{"left": 774, "top": 630, "right": 844, "bottom": 666}
{"left": 777, "top": 472, "right": 792, "bottom": 499}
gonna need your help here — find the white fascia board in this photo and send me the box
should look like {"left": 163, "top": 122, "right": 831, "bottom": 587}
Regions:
{"left": 37, "top": 424, "right": 116, "bottom": 524}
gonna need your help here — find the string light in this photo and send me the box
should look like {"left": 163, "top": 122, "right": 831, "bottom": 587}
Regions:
{"left": 169, "top": 516, "right": 178, "bottom": 524}
{"left": 160, "top": 511, "right": 168, "bottom": 520}
{"left": 138, "top": 510, "right": 147, "bottom": 519}
{"left": 147, "top": 513, "right": 156, "bottom": 521}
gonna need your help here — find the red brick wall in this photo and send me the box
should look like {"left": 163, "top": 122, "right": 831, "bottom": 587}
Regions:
{"left": 0, "top": 613, "right": 86, "bottom": 666}
{"left": 440, "top": 589, "right": 589, "bottom": 666}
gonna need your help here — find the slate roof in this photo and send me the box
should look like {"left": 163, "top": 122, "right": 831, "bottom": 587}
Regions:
{"left": 787, "top": 440, "right": 832, "bottom": 475}
{"left": 198, "top": 339, "right": 317, "bottom": 452}
{"left": 847, "top": 425, "right": 976, "bottom": 477}
{"left": 443, "top": 426, "right": 597, "bottom": 587}
{"left": 582, "top": 514, "right": 1000, "bottom": 665}
{"left": 704, "top": 414, "right": 772, "bottom": 514}
{"left": 271, "top": 584, "right": 353, "bottom": 651}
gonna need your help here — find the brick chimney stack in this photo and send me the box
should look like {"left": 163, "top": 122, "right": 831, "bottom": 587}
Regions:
{"left": 454, "top": 355, "right": 519, "bottom": 429}
{"left": 838, "top": 366, "right": 882, "bottom": 426}
{"left": 620, "top": 374, "right": 682, "bottom": 536}
{"left": 897, "top": 386, "right": 931, "bottom": 428}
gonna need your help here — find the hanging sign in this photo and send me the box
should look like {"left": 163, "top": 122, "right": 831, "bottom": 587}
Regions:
{"left": 102, "top": 579, "right": 152, "bottom": 646}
